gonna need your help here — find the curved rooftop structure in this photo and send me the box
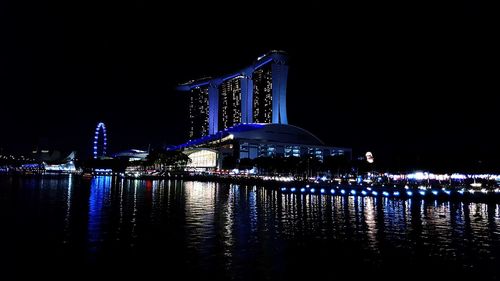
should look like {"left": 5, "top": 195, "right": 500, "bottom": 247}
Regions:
{"left": 114, "top": 149, "right": 149, "bottom": 159}
{"left": 231, "top": 123, "right": 324, "bottom": 146}
{"left": 169, "top": 123, "right": 325, "bottom": 150}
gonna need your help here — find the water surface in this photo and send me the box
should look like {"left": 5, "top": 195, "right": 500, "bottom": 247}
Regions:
{"left": 1, "top": 175, "right": 499, "bottom": 280}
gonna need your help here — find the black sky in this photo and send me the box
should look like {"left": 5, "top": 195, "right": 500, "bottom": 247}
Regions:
{"left": 0, "top": 1, "right": 495, "bottom": 169}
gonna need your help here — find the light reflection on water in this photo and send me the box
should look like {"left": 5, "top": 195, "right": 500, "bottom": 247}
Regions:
{"left": 1, "top": 176, "right": 500, "bottom": 280}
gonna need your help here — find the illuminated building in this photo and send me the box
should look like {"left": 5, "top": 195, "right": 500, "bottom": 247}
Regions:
{"left": 219, "top": 77, "right": 242, "bottom": 130}
{"left": 183, "top": 148, "right": 218, "bottom": 169}
{"left": 174, "top": 51, "right": 352, "bottom": 170}
{"left": 169, "top": 123, "right": 352, "bottom": 169}
{"left": 178, "top": 50, "right": 288, "bottom": 138}
{"left": 114, "top": 149, "right": 149, "bottom": 162}
{"left": 31, "top": 149, "right": 77, "bottom": 172}
{"left": 252, "top": 63, "right": 273, "bottom": 123}
{"left": 188, "top": 87, "right": 209, "bottom": 139}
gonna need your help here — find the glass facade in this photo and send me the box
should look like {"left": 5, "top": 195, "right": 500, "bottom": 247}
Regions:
{"left": 180, "top": 51, "right": 290, "bottom": 139}
{"left": 252, "top": 64, "right": 273, "bottom": 123}
{"left": 239, "top": 141, "right": 350, "bottom": 162}
{"left": 188, "top": 87, "right": 209, "bottom": 139}
{"left": 219, "top": 78, "right": 242, "bottom": 130}
{"left": 186, "top": 149, "right": 217, "bottom": 168}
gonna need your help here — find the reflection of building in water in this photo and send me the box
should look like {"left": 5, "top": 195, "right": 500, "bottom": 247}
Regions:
{"left": 88, "top": 176, "right": 112, "bottom": 244}
{"left": 184, "top": 181, "right": 217, "bottom": 226}
{"left": 362, "top": 197, "right": 378, "bottom": 248}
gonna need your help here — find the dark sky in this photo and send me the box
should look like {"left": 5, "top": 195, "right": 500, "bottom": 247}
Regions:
{"left": 0, "top": 1, "right": 495, "bottom": 167}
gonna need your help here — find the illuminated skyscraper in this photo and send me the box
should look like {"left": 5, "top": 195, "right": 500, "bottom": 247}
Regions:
{"left": 252, "top": 64, "right": 273, "bottom": 123}
{"left": 178, "top": 50, "right": 288, "bottom": 138}
{"left": 188, "top": 86, "right": 209, "bottom": 139}
{"left": 219, "top": 77, "right": 242, "bottom": 130}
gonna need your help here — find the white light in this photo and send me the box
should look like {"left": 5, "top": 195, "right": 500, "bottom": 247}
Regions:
{"left": 365, "top": 152, "right": 374, "bottom": 163}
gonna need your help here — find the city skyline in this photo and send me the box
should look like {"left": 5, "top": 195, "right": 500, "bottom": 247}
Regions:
{"left": 0, "top": 1, "right": 495, "bottom": 170}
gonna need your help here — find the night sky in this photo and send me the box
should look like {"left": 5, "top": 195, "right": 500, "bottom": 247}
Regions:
{"left": 0, "top": 1, "right": 494, "bottom": 169}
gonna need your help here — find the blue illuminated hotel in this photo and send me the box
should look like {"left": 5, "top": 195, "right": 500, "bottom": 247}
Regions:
{"left": 178, "top": 50, "right": 288, "bottom": 139}
{"left": 175, "top": 51, "right": 351, "bottom": 169}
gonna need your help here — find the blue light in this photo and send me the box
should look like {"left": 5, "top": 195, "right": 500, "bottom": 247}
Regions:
{"left": 383, "top": 191, "right": 390, "bottom": 196}
{"left": 361, "top": 190, "right": 367, "bottom": 195}
{"left": 310, "top": 188, "right": 316, "bottom": 193}
{"left": 221, "top": 73, "right": 241, "bottom": 82}
{"left": 93, "top": 122, "right": 108, "bottom": 159}
{"left": 281, "top": 187, "right": 286, "bottom": 191}
{"left": 254, "top": 57, "right": 273, "bottom": 69}
{"left": 340, "top": 189, "right": 346, "bottom": 195}
{"left": 458, "top": 190, "right": 465, "bottom": 195}
{"left": 406, "top": 191, "right": 413, "bottom": 196}
{"left": 291, "top": 187, "right": 296, "bottom": 192}
{"left": 432, "top": 190, "right": 438, "bottom": 196}
{"left": 330, "top": 189, "right": 336, "bottom": 194}
{"left": 320, "top": 188, "right": 325, "bottom": 193}
{"left": 301, "top": 188, "right": 306, "bottom": 192}
{"left": 372, "top": 191, "right": 378, "bottom": 196}
{"left": 419, "top": 190, "right": 426, "bottom": 196}
{"left": 444, "top": 190, "right": 451, "bottom": 195}
{"left": 393, "top": 191, "right": 400, "bottom": 196}
{"left": 351, "top": 190, "right": 356, "bottom": 195}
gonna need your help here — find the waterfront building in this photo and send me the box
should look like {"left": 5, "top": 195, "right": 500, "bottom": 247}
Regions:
{"left": 113, "top": 149, "right": 149, "bottom": 162}
{"left": 174, "top": 51, "right": 351, "bottom": 171}
{"left": 178, "top": 50, "right": 289, "bottom": 138}
{"left": 170, "top": 123, "right": 351, "bottom": 170}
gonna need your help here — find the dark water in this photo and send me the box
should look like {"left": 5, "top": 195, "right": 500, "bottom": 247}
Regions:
{"left": 1, "top": 175, "right": 500, "bottom": 280}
